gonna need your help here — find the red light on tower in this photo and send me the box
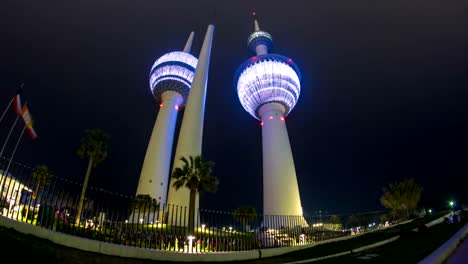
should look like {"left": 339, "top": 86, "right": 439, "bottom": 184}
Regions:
{"left": 159, "top": 103, "right": 164, "bottom": 108}
{"left": 280, "top": 116, "right": 285, "bottom": 121}
{"left": 260, "top": 121, "right": 264, "bottom": 126}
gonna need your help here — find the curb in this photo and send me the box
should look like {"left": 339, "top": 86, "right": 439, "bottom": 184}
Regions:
{"left": 418, "top": 222, "right": 468, "bottom": 264}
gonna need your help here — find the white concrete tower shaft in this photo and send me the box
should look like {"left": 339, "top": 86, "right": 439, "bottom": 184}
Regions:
{"left": 252, "top": 20, "right": 306, "bottom": 226}
{"left": 136, "top": 32, "right": 195, "bottom": 207}
{"left": 167, "top": 25, "right": 215, "bottom": 218}
{"left": 258, "top": 103, "right": 303, "bottom": 218}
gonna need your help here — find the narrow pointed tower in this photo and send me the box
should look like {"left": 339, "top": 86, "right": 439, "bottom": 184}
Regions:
{"left": 167, "top": 25, "right": 215, "bottom": 224}
{"left": 234, "top": 19, "right": 308, "bottom": 227}
{"left": 135, "top": 32, "right": 197, "bottom": 212}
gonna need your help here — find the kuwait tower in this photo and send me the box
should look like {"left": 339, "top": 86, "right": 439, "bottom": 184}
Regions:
{"left": 135, "top": 32, "right": 197, "bottom": 207}
{"left": 234, "top": 19, "right": 307, "bottom": 226}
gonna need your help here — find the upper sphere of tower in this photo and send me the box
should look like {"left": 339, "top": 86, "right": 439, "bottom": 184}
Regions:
{"left": 149, "top": 51, "right": 198, "bottom": 106}
{"left": 247, "top": 31, "right": 273, "bottom": 54}
{"left": 234, "top": 54, "right": 301, "bottom": 120}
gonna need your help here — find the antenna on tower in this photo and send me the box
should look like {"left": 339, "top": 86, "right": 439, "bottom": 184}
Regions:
{"left": 252, "top": 11, "right": 261, "bottom": 31}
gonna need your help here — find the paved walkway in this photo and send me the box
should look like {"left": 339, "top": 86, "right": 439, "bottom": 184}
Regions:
{"left": 447, "top": 236, "right": 468, "bottom": 264}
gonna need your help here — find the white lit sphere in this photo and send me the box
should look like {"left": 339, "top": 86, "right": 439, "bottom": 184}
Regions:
{"left": 149, "top": 51, "right": 198, "bottom": 105}
{"left": 235, "top": 54, "right": 301, "bottom": 120}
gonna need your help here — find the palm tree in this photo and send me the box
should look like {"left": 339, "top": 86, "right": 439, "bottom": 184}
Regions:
{"left": 130, "top": 194, "right": 159, "bottom": 223}
{"left": 31, "top": 165, "right": 51, "bottom": 200}
{"left": 172, "top": 155, "right": 218, "bottom": 234}
{"left": 380, "top": 178, "right": 423, "bottom": 220}
{"left": 75, "top": 129, "right": 110, "bottom": 225}
{"left": 233, "top": 206, "right": 257, "bottom": 231}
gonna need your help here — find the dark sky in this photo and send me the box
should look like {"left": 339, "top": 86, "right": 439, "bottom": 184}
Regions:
{"left": 1, "top": 0, "right": 467, "bottom": 215}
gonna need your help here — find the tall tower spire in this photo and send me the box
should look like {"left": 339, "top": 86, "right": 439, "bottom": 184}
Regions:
{"left": 135, "top": 31, "right": 198, "bottom": 222}
{"left": 235, "top": 17, "right": 307, "bottom": 227}
{"left": 183, "top": 31, "right": 195, "bottom": 53}
{"left": 167, "top": 25, "right": 215, "bottom": 226}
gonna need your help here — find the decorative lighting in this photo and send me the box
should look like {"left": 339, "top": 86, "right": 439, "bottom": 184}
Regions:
{"left": 187, "top": 236, "right": 195, "bottom": 253}
{"left": 280, "top": 116, "right": 285, "bottom": 121}
{"left": 236, "top": 55, "right": 301, "bottom": 120}
{"left": 149, "top": 51, "right": 198, "bottom": 103}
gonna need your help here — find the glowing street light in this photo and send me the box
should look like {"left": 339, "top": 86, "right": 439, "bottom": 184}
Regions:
{"left": 428, "top": 209, "right": 433, "bottom": 214}
{"left": 187, "top": 235, "right": 195, "bottom": 253}
{"left": 449, "top": 201, "right": 455, "bottom": 208}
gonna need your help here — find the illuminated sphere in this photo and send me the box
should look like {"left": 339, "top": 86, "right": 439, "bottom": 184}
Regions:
{"left": 149, "top": 51, "right": 198, "bottom": 106}
{"left": 234, "top": 54, "right": 301, "bottom": 120}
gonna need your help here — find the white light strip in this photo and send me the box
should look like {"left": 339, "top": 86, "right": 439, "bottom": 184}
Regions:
{"left": 150, "top": 65, "right": 195, "bottom": 91}
{"left": 150, "top": 51, "right": 198, "bottom": 73}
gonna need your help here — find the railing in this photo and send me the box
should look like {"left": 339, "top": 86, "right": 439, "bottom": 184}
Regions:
{"left": 0, "top": 158, "right": 395, "bottom": 253}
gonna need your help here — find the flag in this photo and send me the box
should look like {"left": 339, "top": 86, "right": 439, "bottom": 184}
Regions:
{"left": 20, "top": 105, "right": 38, "bottom": 140}
{"left": 13, "top": 90, "right": 23, "bottom": 114}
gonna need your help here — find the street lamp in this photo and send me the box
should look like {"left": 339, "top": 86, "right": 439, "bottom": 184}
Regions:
{"left": 449, "top": 201, "right": 455, "bottom": 209}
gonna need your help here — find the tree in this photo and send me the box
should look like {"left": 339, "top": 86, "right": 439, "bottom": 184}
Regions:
{"left": 172, "top": 155, "right": 218, "bottom": 234}
{"left": 233, "top": 206, "right": 257, "bottom": 231}
{"left": 380, "top": 178, "right": 423, "bottom": 220}
{"left": 346, "top": 215, "right": 360, "bottom": 228}
{"left": 31, "top": 165, "right": 51, "bottom": 200}
{"left": 328, "top": 215, "right": 342, "bottom": 231}
{"left": 75, "top": 129, "right": 110, "bottom": 225}
{"left": 131, "top": 194, "right": 159, "bottom": 212}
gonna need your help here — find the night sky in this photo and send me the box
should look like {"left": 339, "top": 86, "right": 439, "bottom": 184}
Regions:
{"left": 1, "top": 1, "right": 467, "bottom": 215}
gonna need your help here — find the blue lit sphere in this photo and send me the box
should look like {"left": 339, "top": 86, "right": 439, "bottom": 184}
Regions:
{"left": 247, "top": 31, "right": 273, "bottom": 54}
{"left": 149, "top": 51, "right": 198, "bottom": 105}
{"left": 234, "top": 54, "right": 301, "bottom": 120}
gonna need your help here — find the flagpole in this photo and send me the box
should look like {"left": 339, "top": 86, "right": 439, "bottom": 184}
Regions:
{"left": 0, "top": 97, "right": 14, "bottom": 126}
{"left": 0, "top": 126, "right": 26, "bottom": 197}
{"left": 0, "top": 114, "right": 21, "bottom": 159}
{"left": 0, "top": 82, "right": 24, "bottom": 126}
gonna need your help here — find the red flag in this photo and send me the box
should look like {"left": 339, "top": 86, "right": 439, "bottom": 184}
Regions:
{"left": 20, "top": 105, "right": 38, "bottom": 140}
{"left": 13, "top": 91, "right": 23, "bottom": 114}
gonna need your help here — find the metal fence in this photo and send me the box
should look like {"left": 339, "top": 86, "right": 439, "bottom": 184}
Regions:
{"left": 0, "top": 157, "right": 395, "bottom": 253}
